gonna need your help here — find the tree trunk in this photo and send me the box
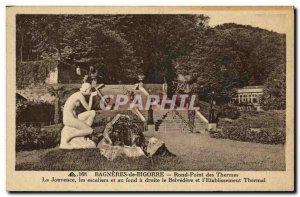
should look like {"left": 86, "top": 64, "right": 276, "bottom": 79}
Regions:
{"left": 54, "top": 98, "right": 60, "bottom": 124}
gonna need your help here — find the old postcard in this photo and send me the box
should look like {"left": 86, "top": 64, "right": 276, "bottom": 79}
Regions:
{"left": 6, "top": 6, "right": 294, "bottom": 191}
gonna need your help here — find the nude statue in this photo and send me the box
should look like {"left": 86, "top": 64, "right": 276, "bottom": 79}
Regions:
{"left": 60, "top": 83, "right": 98, "bottom": 149}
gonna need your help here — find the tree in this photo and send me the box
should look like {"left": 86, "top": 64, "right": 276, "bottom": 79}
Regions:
{"left": 175, "top": 23, "right": 286, "bottom": 104}
{"left": 261, "top": 64, "right": 286, "bottom": 110}
{"left": 16, "top": 15, "right": 143, "bottom": 84}
{"left": 16, "top": 15, "right": 286, "bottom": 110}
{"left": 117, "top": 15, "right": 209, "bottom": 84}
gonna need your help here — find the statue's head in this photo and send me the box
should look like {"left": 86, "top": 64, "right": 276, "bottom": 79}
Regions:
{"left": 80, "top": 83, "right": 92, "bottom": 95}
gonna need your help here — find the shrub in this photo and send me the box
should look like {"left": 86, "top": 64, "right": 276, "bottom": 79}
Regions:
{"left": 218, "top": 110, "right": 286, "bottom": 128}
{"left": 209, "top": 126, "right": 285, "bottom": 144}
{"left": 118, "top": 111, "right": 145, "bottom": 128}
{"left": 261, "top": 63, "right": 286, "bottom": 110}
{"left": 219, "top": 105, "right": 240, "bottom": 120}
{"left": 16, "top": 124, "right": 62, "bottom": 152}
{"left": 109, "top": 112, "right": 145, "bottom": 147}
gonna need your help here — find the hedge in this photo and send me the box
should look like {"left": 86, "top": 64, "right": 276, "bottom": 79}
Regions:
{"left": 16, "top": 124, "right": 62, "bottom": 152}
{"left": 209, "top": 126, "right": 285, "bottom": 144}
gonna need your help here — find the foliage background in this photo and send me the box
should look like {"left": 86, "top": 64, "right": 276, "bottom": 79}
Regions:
{"left": 16, "top": 14, "right": 286, "bottom": 109}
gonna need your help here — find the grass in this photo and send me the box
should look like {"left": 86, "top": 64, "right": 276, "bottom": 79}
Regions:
{"left": 218, "top": 110, "right": 286, "bottom": 128}
{"left": 16, "top": 131, "right": 285, "bottom": 171}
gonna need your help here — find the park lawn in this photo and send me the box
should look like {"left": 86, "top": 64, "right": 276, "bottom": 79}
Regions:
{"left": 16, "top": 131, "right": 285, "bottom": 171}
{"left": 218, "top": 110, "right": 286, "bottom": 128}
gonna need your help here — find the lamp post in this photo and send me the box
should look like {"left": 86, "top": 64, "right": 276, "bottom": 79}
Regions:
{"left": 208, "top": 90, "right": 217, "bottom": 131}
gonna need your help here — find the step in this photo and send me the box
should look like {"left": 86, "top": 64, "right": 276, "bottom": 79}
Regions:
{"left": 142, "top": 109, "right": 208, "bottom": 133}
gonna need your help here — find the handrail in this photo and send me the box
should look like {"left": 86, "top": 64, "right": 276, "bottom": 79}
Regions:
{"left": 172, "top": 110, "right": 195, "bottom": 133}
{"left": 195, "top": 110, "right": 209, "bottom": 123}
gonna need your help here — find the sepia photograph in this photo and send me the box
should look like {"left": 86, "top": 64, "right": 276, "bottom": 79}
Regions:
{"left": 6, "top": 6, "right": 294, "bottom": 191}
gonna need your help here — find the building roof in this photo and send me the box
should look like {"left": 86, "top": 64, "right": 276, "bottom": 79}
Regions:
{"left": 16, "top": 87, "right": 56, "bottom": 103}
{"left": 241, "top": 86, "right": 264, "bottom": 89}
{"left": 17, "top": 84, "right": 81, "bottom": 103}
{"left": 16, "top": 93, "right": 28, "bottom": 101}
{"left": 236, "top": 86, "right": 264, "bottom": 94}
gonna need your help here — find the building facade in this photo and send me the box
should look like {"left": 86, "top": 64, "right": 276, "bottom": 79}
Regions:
{"left": 232, "top": 86, "right": 264, "bottom": 111}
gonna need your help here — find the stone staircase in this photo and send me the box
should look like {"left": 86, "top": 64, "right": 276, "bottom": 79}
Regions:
{"left": 93, "top": 108, "right": 208, "bottom": 133}
{"left": 141, "top": 110, "right": 207, "bottom": 133}
{"left": 174, "top": 110, "right": 208, "bottom": 133}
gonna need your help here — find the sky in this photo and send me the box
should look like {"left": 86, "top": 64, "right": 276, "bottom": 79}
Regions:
{"left": 207, "top": 12, "right": 287, "bottom": 34}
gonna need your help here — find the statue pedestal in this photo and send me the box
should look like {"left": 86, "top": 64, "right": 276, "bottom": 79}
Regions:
{"left": 60, "top": 126, "right": 96, "bottom": 149}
